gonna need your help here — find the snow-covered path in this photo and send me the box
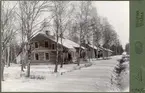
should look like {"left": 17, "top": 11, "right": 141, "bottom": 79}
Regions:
{"left": 2, "top": 56, "right": 121, "bottom": 92}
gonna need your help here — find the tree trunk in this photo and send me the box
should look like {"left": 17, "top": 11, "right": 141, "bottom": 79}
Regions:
{"left": 78, "top": 39, "right": 82, "bottom": 66}
{"left": 1, "top": 58, "right": 5, "bottom": 81}
{"left": 26, "top": 60, "right": 30, "bottom": 77}
{"left": 115, "top": 47, "right": 117, "bottom": 55}
{"left": 7, "top": 45, "right": 10, "bottom": 67}
{"left": 88, "top": 51, "right": 90, "bottom": 62}
{"left": 21, "top": 51, "right": 24, "bottom": 72}
{"left": 86, "top": 45, "right": 89, "bottom": 62}
{"left": 60, "top": 37, "right": 63, "bottom": 68}
{"left": 10, "top": 46, "right": 13, "bottom": 65}
{"left": 96, "top": 44, "right": 99, "bottom": 60}
{"left": 96, "top": 49, "right": 98, "bottom": 60}
{"left": 54, "top": 50, "right": 58, "bottom": 72}
{"left": 1, "top": 44, "right": 5, "bottom": 81}
{"left": 102, "top": 50, "right": 105, "bottom": 60}
{"left": 78, "top": 50, "right": 80, "bottom": 66}
{"left": 60, "top": 56, "right": 63, "bottom": 68}
{"left": 54, "top": 35, "right": 59, "bottom": 72}
{"left": 78, "top": 28, "right": 82, "bottom": 66}
{"left": 10, "top": 47, "right": 12, "bottom": 64}
{"left": 21, "top": 62, "right": 24, "bottom": 72}
{"left": 106, "top": 46, "right": 109, "bottom": 59}
{"left": 5, "top": 48, "right": 8, "bottom": 66}
{"left": 26, "top": 42, "right": 31, "bottom": 77}
{"left": 92, "top": 44, "right": 95, "bottom": 60}
{"left": 1, "top": 64, "right": 4, "bottom": 81}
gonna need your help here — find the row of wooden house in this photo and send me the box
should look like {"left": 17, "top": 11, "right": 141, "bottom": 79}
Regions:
{"left": 17, "top": 31, "right": 113, "bottom": 65}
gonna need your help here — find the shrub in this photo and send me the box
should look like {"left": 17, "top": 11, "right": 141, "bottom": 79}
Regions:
{"left": 30, "top": 75, "right": 45, "bottom": 80}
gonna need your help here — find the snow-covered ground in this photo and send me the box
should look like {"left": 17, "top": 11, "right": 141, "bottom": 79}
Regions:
{"left": 2, "top": 55, "right": 129, "bottom": 92}
{"left": 111, "top": 55, "right": 129, "bottom": 92}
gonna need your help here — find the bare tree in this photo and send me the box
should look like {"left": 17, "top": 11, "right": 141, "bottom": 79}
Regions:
{"left": 125, "top": 43, "right": 129, "bottom": 55}
{"left": 74, "top": 1, "right": 93, "bottom": 65}
{"left": 102, "top": 18, "right": 118, "bottom": 58}
{"left": 47, "top": 1, "right": 75, "bottom": 72}
{"left": 112, "top": 38, "right": 121, "bottom": 55}
{"left": 68, "top": 22, "right": 79, "bottom": 44}
{"left": 17, "top": 1, "right": 51, "bottom": 77}
{"left": 90, "top": 7, "right": 102, "bottom": 59}
{"left": 1, "top": 1, "right": 18, "bottom": 81}
{"left": 49, "top": 1, "right": 62, "bottom": 72}
{"left": 57, "top": 1, "right": 74, "bottom": 68}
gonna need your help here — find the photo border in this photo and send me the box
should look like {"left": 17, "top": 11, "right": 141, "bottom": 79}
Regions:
{"left": 0, "top": 0, "right": 144, "bottom": 93}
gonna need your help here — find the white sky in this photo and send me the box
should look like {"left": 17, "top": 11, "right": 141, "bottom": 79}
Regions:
{"left": 92, "top": 1, "right": 129, "bottom": 49}
{"left": 6, "top": 1, "right": 129, "bottom": 48}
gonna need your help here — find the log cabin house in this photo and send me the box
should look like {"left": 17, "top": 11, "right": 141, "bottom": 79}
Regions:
{"left": 98, "top": 46, "right": 113, "bottom": 58}
{"left": 29, "top": 31, "right": 85, "bottom": 65}
{"left": 81, "top": 42, "right": 113, "bottom": 59}
{"left": 16, "top": 31, "right": 113, "bottom": 64}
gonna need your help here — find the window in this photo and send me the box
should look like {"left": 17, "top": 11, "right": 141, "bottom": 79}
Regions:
{"left": 35, "top": 42, "right": 38, "bottom": 48}
{"left": 45, "top": 53, "right": 49, "bottom": 60}
{"left": 45, "top": 41, "right": 49, "bottom": 48}
{"left": 71, "top": 52, "right": 74, "bottom": 57}
{"left": 35, "top": 53, "right": 39, "bottom": 60}
{"left": 52, "top": 43, "right": 55, "bottom": 49}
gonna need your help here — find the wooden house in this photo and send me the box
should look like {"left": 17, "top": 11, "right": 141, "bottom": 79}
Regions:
{"left": 86, "top": 44, "right": 100, "bottom": 59}
{"left": 81, "top": 42, "right": 101, "bottom": 59}
{"left": 98, "top": 46, "right": 113, "bottom": 58}
{"left": 29, "top": 31, "right": 85, "bottom": 65}
{"left": 81, "top": 41, "right": 113, "bottom": 59}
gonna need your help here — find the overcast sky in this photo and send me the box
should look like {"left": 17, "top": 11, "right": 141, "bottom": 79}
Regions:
{"left": 7, "top": 1, "right": 129, "bottom": 49}
{"left": 92, "top": 1, "right": 129, "bottom": 49}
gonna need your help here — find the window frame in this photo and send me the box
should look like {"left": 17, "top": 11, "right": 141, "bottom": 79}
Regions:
{"left": 52, "top": 43, "right": 55, "bottom": 49}
{"left": 34, "top": 42, "right": 39, "bottom": 49}
{"left": 44, "top": 52, "right": 50, "bottom": 61}
{"left": 34, "top": 53, "right": 39, "bottom": 60}
{"left": 44, "top": 40, "right": 49, "bottom": 48}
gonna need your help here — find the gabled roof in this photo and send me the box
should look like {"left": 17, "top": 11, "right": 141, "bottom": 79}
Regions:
{"left": 30, "top": 32, "right": 85, "bottom": 51}
{"left": 99, "top": 46, "right": 113, "bottom": 52}
{"left": 88, "top": 44, "right": 101, "bottom": 50}
{"left": 58, "top": 38, "right": 85, "bottom": 49}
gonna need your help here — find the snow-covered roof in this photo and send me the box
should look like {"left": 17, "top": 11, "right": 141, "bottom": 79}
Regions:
{"left": 99, "top": 46, "right": 113, "bottom": 52}
{"left": 30, "top": 32, "right": 85, "bottom": 51}
{"left": 58, "top": 38, "right": 85, "bottom": 50}
{"left": 105, "top": 49, "right": 113, "bottom": 52}
{"left": 57, "top": 38, "right": 75, "bottom": 51}
{"left": 30, "top": 32, "right": 49, "bottom": 40}
{"left": 88, "top": 44, "right": 101, "bottom": 50}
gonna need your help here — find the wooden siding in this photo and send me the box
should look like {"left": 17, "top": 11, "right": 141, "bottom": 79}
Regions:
{"left": 30, "top": 34, "right": 77, "bottom": 64}
{"left": 31, "top": 51, "right": 56, "bottom": 64}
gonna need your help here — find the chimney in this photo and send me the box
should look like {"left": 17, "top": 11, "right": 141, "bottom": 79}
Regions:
{"left": 45, "top": 30, "right": 50, "bottom": 36}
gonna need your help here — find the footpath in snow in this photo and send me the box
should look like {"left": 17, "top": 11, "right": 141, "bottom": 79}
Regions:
{"left": 2, "top": 55, "right": 129, "bottom": 92}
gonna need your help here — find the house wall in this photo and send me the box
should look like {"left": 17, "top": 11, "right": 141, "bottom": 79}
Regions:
{"left": 31, "top": 51, "right": 56, "bottom": 65}
{"left": 103, "top": 50, "right": 112, "bottom": 58}
{"left": 87, "top": 48, "right": 96, "bottom": 58}
{"left": 30, "top": 39, "right": 58, "bottom": 65}
{"left": 98, "top": 50, "right": 111, "bottom": 58}
{"left": 30, "top": 38, "right": 77, "bottom": 65}
{"left": 31, "top": 39, "right": 58, "bottom": 51}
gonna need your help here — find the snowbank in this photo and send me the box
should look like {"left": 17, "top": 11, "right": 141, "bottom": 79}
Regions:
{"left": 111, "top": 56, "right": 129, "bottom": 92}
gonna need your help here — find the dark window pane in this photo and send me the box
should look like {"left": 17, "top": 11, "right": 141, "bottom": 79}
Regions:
{"left": 35, "top": 42, "right": 38, "bottom": 48}
{"left": 45, "top": 41, "right": 49, "bottom": 48}
{"left": 35, "top": 53, "right": 39, "bottom": 60}
{"left": 52, "top": 44, "right": 55, "bottom": 49}
{"left": 45, "top": 53, "right": 49, "bottom": 60}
